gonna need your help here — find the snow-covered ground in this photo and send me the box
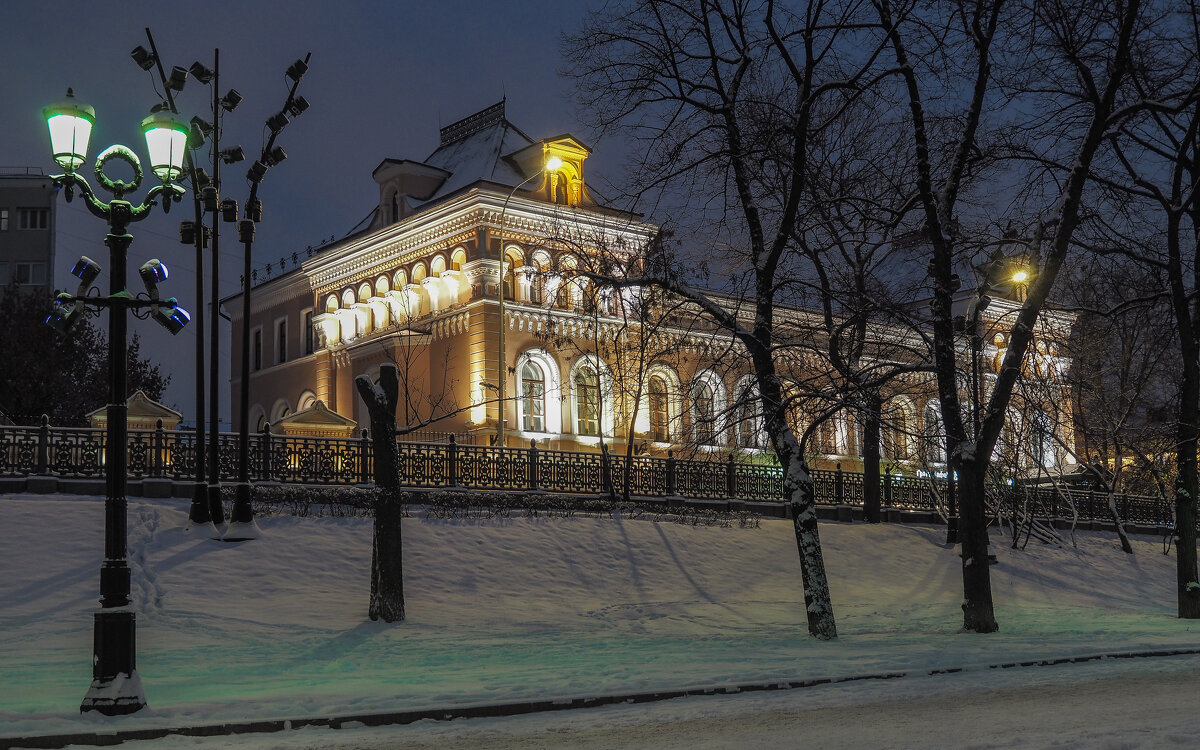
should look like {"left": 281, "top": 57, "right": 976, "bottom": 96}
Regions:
{"left": 1, "top": 494, "right": 1197, "bottom": 748}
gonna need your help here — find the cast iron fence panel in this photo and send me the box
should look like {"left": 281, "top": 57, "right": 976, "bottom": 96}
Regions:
{"left": 395, "top": 441, "right": 450, "bottom": 487}
{"left": 48, "top": 427, "right": 105, "bottom": 478}
{"left": 457, "top": 445, "right": 528, "bottom": 490}
{"left": 810, "top": 468, "right": 842, "bottom": 504}
{"left": 536, "top": 447, "right": 603, "bottom": 494}
{"left": 264, "top": 435, "right": 363, "bottom": 484}
{"left": 167, "top": 432, "right": 198, "bottom": 480}
{"left": 885, "top": 474, "right": 941, "bottom": 511}
{"left": 735, "top": 462, "right": 785, "bottom": 501}
{"left": 674, "top": 458, "right": 729, "bottom": 499}
{"left": 607, "top": 453, "right": 668, "bottom": 497}
{"left": 0, "top": 425, "right": 40, "bottom": 477}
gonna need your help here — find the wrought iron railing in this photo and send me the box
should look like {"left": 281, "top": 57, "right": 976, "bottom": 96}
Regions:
{"left": 0, "top": 417, "right": 1174, "bottom": 529}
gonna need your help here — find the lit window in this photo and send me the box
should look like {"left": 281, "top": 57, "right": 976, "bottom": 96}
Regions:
{"left": 649, "top": 377, "right": 669, "bottom": 442}
{"left": 693, "top": 382, "right": 715, "bottom": 445}
{"left": 575, "top": 366, "right": 600, "bottom": 436}
{"left": 521, "top": 361, "right": 545, "bottom": 432}
{"left": 0, "top": 209, "right": 8, "bottom": 230}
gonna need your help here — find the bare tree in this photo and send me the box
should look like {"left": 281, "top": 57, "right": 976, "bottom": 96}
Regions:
{"left": 567, "top": 0, "right": 901, "bottom": 639}
{"left": 874, "top": 0, "right": 1159, "bottom": 632}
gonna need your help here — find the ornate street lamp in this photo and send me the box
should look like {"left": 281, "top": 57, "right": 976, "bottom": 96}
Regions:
{"left": 43, "top": 88, "right": 190, "bottom": 715}
{"left": 495, "top": 155, "right": 562, "bottom": 447}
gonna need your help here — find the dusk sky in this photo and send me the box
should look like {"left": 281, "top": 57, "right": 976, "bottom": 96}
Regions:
{"left": 2, "top": 1, "right": 613, "bottom": 422}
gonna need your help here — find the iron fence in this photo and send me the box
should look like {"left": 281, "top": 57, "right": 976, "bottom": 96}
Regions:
{"left": 0, "top": 417, "right": 1174, "bottom": 529}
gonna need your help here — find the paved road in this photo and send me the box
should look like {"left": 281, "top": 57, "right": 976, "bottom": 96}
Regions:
{"left": 106, "top": 656, "right": 1199, "bottom": 750}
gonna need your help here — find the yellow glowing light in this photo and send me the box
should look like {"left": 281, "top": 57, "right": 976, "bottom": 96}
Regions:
{"left": 545, "top": 155, "right": 563, "bottom": 172}
{"left": 1012, "top": 270, "right": 1029, "bottom": 283}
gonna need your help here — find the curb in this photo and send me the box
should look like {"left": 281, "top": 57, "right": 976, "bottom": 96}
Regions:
{"left": 6, "top": 646, "right": 1200, "bottom": 749}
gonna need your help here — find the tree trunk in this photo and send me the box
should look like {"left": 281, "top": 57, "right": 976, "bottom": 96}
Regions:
{"left": 956, "top": 458, "right": 998, "bottom": 632}
{"left": 862, "top": 395, "right": 882, "bottom": 523}
{"left": 355, "top": 365, "right": 405, "bottom": 622}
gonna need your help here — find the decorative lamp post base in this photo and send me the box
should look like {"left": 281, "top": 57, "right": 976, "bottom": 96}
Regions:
{"left": 186, "top": 482, "right": 219, "bottom": 538}
{"left": 81, "top": 610, "right": 146, "bottom": 715}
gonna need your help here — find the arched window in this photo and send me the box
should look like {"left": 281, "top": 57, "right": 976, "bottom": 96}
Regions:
{"left": 1032, "top": 410, "right": 1054, "bottom": 469}
{"left": 341, "top": 289, "right": 355, "bottom": 308}
{"left": 521, "top": 360, "right": 546, "bottom": 433}
{"left": 649, "top": 376, "right": 670, "bottom": 442}
{"left": 693, "top": 381, "right": 716, "bottom": 445}
{"left": 326, "top": 295, "right": 339, "bottom": 313}
{"left": 734, "top": 379, "right": 764, "bottom": 449}
{"left": 883, "top": 399, "right": 913, "bottom": 461}
{"left": 923, "top": 402, "right": 945, "bottom": 465}
{"left": 375, "top": 276, "right": 389, "bottom": 296}
{"left": 575, "top": 366, "right": 600, "bottom": 436}
{"left": 450, "top": 247, "right": 467, "bottom": 272}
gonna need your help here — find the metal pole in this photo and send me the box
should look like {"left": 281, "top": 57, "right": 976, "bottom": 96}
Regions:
{"left": 207, "top": 48, "right": 225, "bottom": 524}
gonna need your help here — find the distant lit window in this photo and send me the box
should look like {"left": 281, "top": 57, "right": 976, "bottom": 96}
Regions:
{"left": 0, "top": 209, "right": 8, "bottom": 230}
{"left": 18, "top": 208, "right": 48, "bottom": 230}
{"left": 693, "top": 382, "right": 716, "bottom": 445}
{"left": 649, "top": 376, "right": 669, "bottom": 442}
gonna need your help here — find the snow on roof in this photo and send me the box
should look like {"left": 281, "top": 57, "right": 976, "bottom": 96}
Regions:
{"left": 413, "top": 107, "right": 535, "bottom": 208}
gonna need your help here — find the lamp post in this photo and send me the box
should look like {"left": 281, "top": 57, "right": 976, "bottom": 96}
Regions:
{"left": 495, "top": 155, "right": 561, "bottom": 447}
{"left": 43, "top": 89, "right": 190, "bottom": 715}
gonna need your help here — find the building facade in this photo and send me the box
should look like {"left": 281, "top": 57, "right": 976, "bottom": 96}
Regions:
{"left": 0, "top": 167, "right": 57, "bottom": 299}
{"left": 227, "top": 102, "right": 1077, "bottom": 477}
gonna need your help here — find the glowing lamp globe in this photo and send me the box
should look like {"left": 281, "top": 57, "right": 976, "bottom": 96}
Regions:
{"left": 140, "top": 112, "right": 188, "bottom": 182}
{"left": 1012, "top": 269, "right": 1029, "bottom": 283}
{"left": 545, "top": 155, "right": 563, "bottom": 172}
{"left": 43, "top": 90, "right": 95, "bottom": 173}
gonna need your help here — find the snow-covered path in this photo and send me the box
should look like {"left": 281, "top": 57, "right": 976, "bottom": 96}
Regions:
{"left": 1, "top": 494, "right": 1198, "bottom": 746}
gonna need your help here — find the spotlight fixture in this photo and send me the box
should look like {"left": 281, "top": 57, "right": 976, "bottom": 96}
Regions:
{"left": 151, "top": 298, "right": 190, "bottom": 335}
{"left": 264, "top": 146, "right": 287, "bottom": 167}
{"left": 221, "top": 198, "right": 239, "bottom": 223}
{"left": 201, "top": 186, "right": 218, "bottom": 212}
{"left": 266, "top": 111, "right": 289, "bottom": 133}
{"left": 46, "top": 301, "right": 83, "bottom": 334}
{"left": 190, "top": 116, "right": 214, "bottom": 137}
{"left": 131, "top": 45, "right": 156, "bottom": 71}
{"left": 189, "top": 61, "right": 214, "bottom": 84}
{"left": 287, "top": 96, "right": 310, "bottom": 117}
{"left": 246, "top": 198, "right": 263, "bottom": 222}
{"left": 286, "top": 58, "right": 308, "bottom": 82}
{"left": 220, "top": 145, "right": 245, "bottom": 164}
{"left": 220, "top": 89, "right": 242, "bottom": 112}
{"left": 188, "top": 123, "right": 207, "bottom": 149}
{"left": 139, "top": 258, "right": 169, "bottom": 298}
{"left": 246, "top": 160, "right": 268, "bottom": 183}
{"left": 166, "top": 66, "right": 188, "bottom": 92}
{"left": 193, "top": 167, "right": 211, "bottom": 188}
{"left": 180, "top": 220, "right": 197, "bottom": 244}
{"left": 71, "top": 256, "right": 101, "bottom": 289}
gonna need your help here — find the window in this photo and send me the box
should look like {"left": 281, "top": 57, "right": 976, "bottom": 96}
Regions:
{"left": 276, "top": 318, "right": 287, "bottom": 364}
{"left": 649, "top": 377, "right": 670, "bottom": 442}
{"left": 253, "top": 328, "right": 263, "bottom": 371}
{"left": 303, "top": 310, "right": 314, "bottom": 355}
{"left": 521, "top": 361, "right": 545, "bottom": 432}
{"left": 18, "top": 208, "right": 48, "bottom": 230}
{"left": 734, "top": 384, "right": 762, "bottom": 448}
{"left": 1, "top": 209, "right": 8, "bottom": 230}
{"left": 575, "top": 366, "right": 600, "bottom": 436}
{"left": 924, "top": 403, "right": 944, "bottom": 464}
{"left": 693, "top": 382, "right": 716, "bottom": 445}
{"left": 15, "top": 262, "right": 46, "bottom": 285}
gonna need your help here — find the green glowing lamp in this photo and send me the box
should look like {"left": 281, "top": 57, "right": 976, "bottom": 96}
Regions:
{"left": 140, "top": 112, "right": 188, "bottom": 182}
{"left": 43, "top": 89, "right": 95, "bottom": 173}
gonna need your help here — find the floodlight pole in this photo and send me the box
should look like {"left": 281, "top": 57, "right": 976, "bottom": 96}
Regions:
{"left": 207, "top": 49, "right": 225, "bottom": 525}
{"left": 230, "top": 53, "right": 311, "bottom": 537}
